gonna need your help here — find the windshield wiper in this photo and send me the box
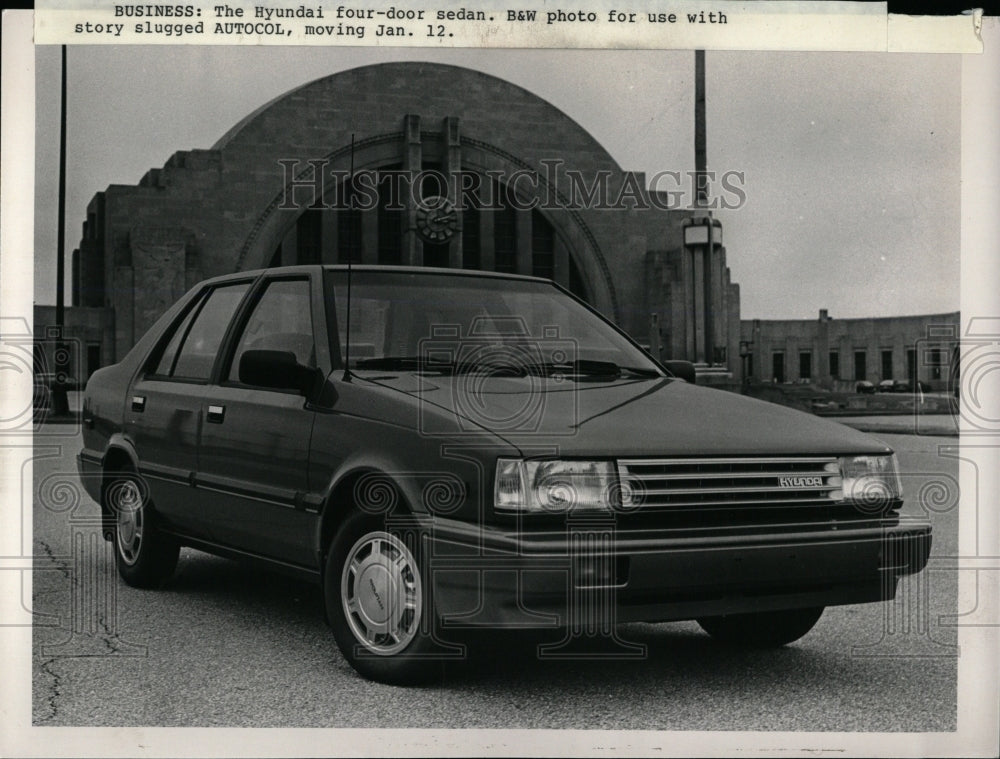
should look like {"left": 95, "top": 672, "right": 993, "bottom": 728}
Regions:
{"left": 354, "top": 355, "right": 528, "bottom": 376}
{"left": 615, "top": 365, "right": 663, "bottom": 378}
{"left": 354, "top": 356, "right": 661, "bottom": 380}
{"left": 354, "top": 356, "right": 456, "bottom": 372}
{"left": 529, "top": 360, "right": 661, "bottom": 379}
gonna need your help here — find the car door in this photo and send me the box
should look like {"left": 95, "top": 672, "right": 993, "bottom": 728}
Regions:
{"left": 126, "top": 280, "right": 253, "bottom": 538}
{"left": 195, "top": 273, "right": 328, "bottom": 567}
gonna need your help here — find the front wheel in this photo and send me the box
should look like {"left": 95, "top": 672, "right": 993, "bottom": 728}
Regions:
{"left": 106, "top": 471, "right": 179, "bottom": 588}
{"left": 325, "top": 510, "right": 443, "bottom": 684}
{"left": 697, "top": 607, "right": 824, "bottom": 648}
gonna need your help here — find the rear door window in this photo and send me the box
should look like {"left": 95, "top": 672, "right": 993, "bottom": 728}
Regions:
{"left": 153, "top": 297, "right": 203, "bottom": 377}
{"left": 160, "top": 283, "right": 250, "bottom": 381}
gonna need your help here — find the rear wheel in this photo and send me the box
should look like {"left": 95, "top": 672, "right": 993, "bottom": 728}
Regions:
{"left": 697, "top": 607, "right": 824, "bottom": 648}
{"left": 106, "top": 470, "right": 179, "bottom": 588}
{"left": 325, "top": 509, "right": 443, "bottom": 684}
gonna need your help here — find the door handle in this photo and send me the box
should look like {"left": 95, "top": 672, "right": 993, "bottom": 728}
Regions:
{"left": 206, "top": 404, "right": 226, "bottom": 423}
{"left": 131, "top": 395, "right": 146, "bottom": 412}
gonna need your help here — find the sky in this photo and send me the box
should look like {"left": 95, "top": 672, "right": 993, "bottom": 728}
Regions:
{"left": 32, "top": 45, "right": 961, "bottom": 319}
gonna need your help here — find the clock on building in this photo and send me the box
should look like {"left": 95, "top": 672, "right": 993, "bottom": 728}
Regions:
{"left": 415, "top": 195, "right": 459, "bottom": 243}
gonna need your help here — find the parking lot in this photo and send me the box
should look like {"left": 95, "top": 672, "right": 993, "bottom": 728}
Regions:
{"left": 30, "top": 427, "right": 959, "bottom": 731}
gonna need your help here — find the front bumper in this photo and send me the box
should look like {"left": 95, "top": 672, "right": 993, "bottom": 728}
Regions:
{"left": 417, "top": 516, "right": 932, "bottom": 628}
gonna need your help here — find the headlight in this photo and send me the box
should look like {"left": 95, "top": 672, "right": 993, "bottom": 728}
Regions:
{"left": 830, "top": 454, "right": 902, "bottom": 508}
{"left": 494, "top": 459, "right": 617, "bottom": 513}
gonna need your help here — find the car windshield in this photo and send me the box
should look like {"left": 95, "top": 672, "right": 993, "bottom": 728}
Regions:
{"left": 327, "top": 270, "right": 662, "bottom": 379}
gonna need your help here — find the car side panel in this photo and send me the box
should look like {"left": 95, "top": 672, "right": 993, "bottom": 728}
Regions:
{"left": 124, "top": 378, "right": 206, "bottom": 537}
{"left": 196, "top": 385, "right": 318, "bottom": 566}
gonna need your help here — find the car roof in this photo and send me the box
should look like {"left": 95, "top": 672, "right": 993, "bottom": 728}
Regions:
{"left": 197, "top": 264, "right": 554, "bottom": 287}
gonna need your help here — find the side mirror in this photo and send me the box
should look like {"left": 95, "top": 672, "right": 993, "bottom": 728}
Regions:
{"left": 663, "top": 360, "right": 697, "bottom": 384}
{"left": 239, "top": 349, "right": 317, "bottom": 395}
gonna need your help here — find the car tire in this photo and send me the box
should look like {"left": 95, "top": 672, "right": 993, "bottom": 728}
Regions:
{"left": 106, "top": 470, "right": 179, "bottom": 588}
{"left": 324, "top": 509, "right": 444, "bottom": 685}
{"left": 697, "top": 606, "right": 824, "bottom": 648}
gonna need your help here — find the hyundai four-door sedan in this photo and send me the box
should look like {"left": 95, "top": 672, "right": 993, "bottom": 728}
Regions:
{"left": 78, "top": 265, "right": 931, "bottom": 683}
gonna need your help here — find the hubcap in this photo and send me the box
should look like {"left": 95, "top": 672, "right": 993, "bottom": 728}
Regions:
{"left": 113, "top": 479, "right": 144, "bottom": 565}
{"left": 341, "top": 531, "right": 422, "bottom": 656}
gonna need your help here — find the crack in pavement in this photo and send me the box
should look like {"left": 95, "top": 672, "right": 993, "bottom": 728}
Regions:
{"left": 34, "top": 538, "right": 72, "bottom": 724}
{"left": 34, "top": 538, "right": 72, "bottom": 579}
{"left": 36, "top": 657, "right": 63, "bottom": 724}
{"left": 89, "top": 538, "right": 143, "bottom": 655}
{"left": 33, "top": 536, "right": 144, "bottom": 723}
{"left": 96, "top": 611, "right": 133, "bottom": 655}
{"left": 33, "top": 537, "right": 72, "bottom": 625}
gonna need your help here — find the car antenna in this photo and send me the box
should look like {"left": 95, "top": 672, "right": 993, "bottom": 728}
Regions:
{"left": 343, "top": 133, "right": 355, "bottom": 382}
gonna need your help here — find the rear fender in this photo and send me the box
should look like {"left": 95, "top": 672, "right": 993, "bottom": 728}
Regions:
{"left": 98, "top": 436, "right": 142, "bottom": 541}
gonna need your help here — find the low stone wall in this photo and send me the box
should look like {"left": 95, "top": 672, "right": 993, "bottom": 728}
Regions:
{"left": 703, "top": 380, "right": 957, "bottom": 416}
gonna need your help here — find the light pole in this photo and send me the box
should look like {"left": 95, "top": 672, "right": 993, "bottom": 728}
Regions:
{"left": 52, "top": 44, "right": 71, "bottom": 416}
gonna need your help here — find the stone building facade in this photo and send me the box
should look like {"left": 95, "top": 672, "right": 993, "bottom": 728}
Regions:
{"left": 66, "top": 62, "right": 741, "bottom": 377}
{"left": 741, "top": 309, "right": 961, "bottom": 392}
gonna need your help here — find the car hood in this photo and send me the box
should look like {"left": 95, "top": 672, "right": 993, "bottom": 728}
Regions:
{"left": 357, "top": 373, "right": 892, "bottom": 457}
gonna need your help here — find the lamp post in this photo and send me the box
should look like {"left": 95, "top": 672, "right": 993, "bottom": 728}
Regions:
{"left": 681, "top": 217, "right": 723, "bottom": 365}
{"left": 52, "top": 44, "right": 71, "bottom": 416}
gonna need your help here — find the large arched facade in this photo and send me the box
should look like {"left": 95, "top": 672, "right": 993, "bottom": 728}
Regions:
{"left": 73, "top": 62, "right": 742, "bottom": 375}
{"left": 238, "top": 128, "right": 616, "bottom": 317}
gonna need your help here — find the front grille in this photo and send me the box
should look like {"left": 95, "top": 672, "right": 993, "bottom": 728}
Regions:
{"left": 618, "top": 456, "right": 841, "bottom": 510}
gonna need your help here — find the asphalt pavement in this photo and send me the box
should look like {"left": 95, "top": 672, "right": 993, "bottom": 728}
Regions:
{"left": 30, "top": 430, "right": 959, "bottom": 731}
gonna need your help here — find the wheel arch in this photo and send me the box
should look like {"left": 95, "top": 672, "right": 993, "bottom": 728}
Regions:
{"left": 99, "top": 438, "right": 141, "bottom": 541}
{"left": 316, "top": 466, "right": 418, "bottom": 569}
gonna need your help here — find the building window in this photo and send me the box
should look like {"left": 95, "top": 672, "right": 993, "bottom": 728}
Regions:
{"left": 568, "top": 255, "right": 589, "bottom": 303}
{"left": 336, "top": 179, "right": 362, "bottom": 264}
{"left": 493, "top": 204, "right": 517, "bottom": 274}
{"left": 772, "top": 352, "right": 785, "bottom": 383}
{"left": 926, "top": 348, "right": 945, "bottom": 380}
{"left": 531, "top": 210, "right": 554, "bottom": 280}
{"left": 799, "top": 351, "right": 812, "bottom": 381}
{"left": 854, "top": 350, "right": 867, "bottom": 381}
{"left": 377, "top": 173, "right": 402, "bottom": 265}
{"left": 907, "top": 348, "right": 917, "bottom": 381}
{"left": 881, "top": 349, "right": 893, "bottom": 380}
{"left": 462, "top": 196, "right": 480, "bottom": 270}
{"left": 829, "top": 350, "right": 839, "bottom": 379}
{"left": 296, "top": 209, "right": 322, "bottom": 265}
